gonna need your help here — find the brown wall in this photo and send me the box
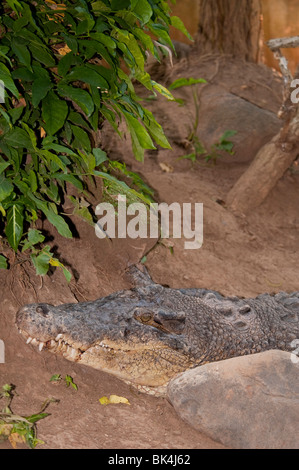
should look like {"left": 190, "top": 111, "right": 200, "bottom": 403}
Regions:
{"left": 169, "top": 0, "right": 299, "bottom": 73}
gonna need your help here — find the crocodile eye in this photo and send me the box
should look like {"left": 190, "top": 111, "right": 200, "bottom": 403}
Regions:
{"left": 140, "top": 313, "right": 152, "bottom": 323}
{"left": 36, "top": 305, "right": 49, "bottom": 317}
{"left": 133, "top": 308, "right": 153, "bottom": 324}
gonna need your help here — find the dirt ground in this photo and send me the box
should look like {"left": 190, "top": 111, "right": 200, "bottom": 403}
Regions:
{"left": 0, "top": 54, "right": 298, "bottom": 450}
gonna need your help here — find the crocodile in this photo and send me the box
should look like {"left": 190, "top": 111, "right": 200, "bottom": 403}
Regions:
{"left": 16, "top": 265, "right": 299, "bottom": 395}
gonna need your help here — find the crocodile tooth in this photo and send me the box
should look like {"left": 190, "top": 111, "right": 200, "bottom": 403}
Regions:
{"left": 26, "top": 337, "right": 32, "bottom": 344}
{"left": 31, "top": 338, "right": 39, "bottom": 346}
{"left": 39, "top": 342, "right": 44, "bottom": 351}
{"left": 55, "top": 334, "right": 63, "bottom": 341}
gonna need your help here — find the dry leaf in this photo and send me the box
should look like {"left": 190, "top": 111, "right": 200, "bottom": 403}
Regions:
{"left": 159, "top": 162, "right": 174, "bottom": 173}
{"left": 99, "top": 395, "right": 130, "bottom": 406}
{"left": 8, "top": 432, "right": 26, "bottom": 449}
{"left": 109, "top": 395, "right": 130, "bottom": 405}
{"left": 0, "top": 423, "right": 13, "bottom": 441}
{"left": 58, "top": 45, "right": 71, "bottom": 56}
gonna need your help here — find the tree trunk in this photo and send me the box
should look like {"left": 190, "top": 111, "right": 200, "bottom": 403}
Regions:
{"left": 195, "top": 0, "right": 263, "bottom": 62}
{"left": 226, "top": 110, "right": 299, "bottom": 214}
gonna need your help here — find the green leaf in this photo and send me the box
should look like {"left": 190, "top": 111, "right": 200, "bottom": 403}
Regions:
{"left": 57, "top": 52, "right": 79, "bottom": 77}
{"left": 41, "top": 149, "right": 68, "bottom": 172}
{"left": 71, "top": 126, "right": 91, "bottom": 152}
{"left": 64, "top": 375, "right": 78, "bottom": 390}
{"left": 151, "top": 80, "right": 176, "bottom": 100}
{"left": 57, "top": 84, "right": 94, "bottom": 117}
{"left": 111, "top": 0, "right": 130, "bottom": 9}
{"left": 0, "top": 63, "right": 19, "bottom": 98}
{"left": 0, "top": 255, "right": 8, "bottom": 269}
{"left": 151, "top": 80, "right": 175, "bottom": 101}
{"left": 113, "top": 29, "right": 145, "bottom": 70}
{"left": 0, "top": 161, "right": 10, "bottom": 175}
{"left": 66, "top": 65, "right": 109, "bottom": 90}
{"left": 3, "top": 128, "right": 33, "bottom": 150}
{"left": 5, "top": 0, "right": 23, "bottom": 13}
{"left": 92, "top": 1, "right": 111, "bottom": 13}
{"left": 8, "top": 106, "right": 24, "bottom": 124}
{"left": 29, "top": 44, "right": 56, "bottom": 67}
{"left": 5, "top": 204, "right": 24, "bottom": 251}
{"left": 30, "top": 249, "right": 51, "bottom": 276}
{"left": 219, "top": 130, "right": 237, "bottom": 140}
{"left": 42, "top": 142, "right": 77, "bottom": 157}
{"left": 0, "top": 50, "right": 12, "bottom": 68}
{"left": 50, "top": 374, "right": 61, "bottom": 382}
{"left": 25, "top": 412, "right": 49, "bottom": 424}
{"left": 42, "top": 91, "right": 68, "bottom": 135}
{"left": 21, "top": 122, "right": 37, "bottom": 150}
{"left": 22, "top": 228, "right": 45, "bottom": 252}
{"left": 133, "top": 28, "right": 155, "bottom": 55}
{"left": 131, "top": 0, "right": 153, "bottom": 23}
{"left": 0, "top": 107, "right": 12, "bottom": 127}
{"left": 170, "top": 16, "right": 193, "bottom": 41}
{"left": 12, "top": 13, "right": 29, "bottom": 32}
{"left": 32, "top": 77, "right": 53, "bottom": 107}
{"left": 43, "top": 207, "right": 72, "bottom": 239}
{"left": 148, "top": 23, "right": 173, "bottom": 48}
{"left": 122, "top": 110, "right": 155, "bottom": 162}
{"left": 68, "top": 195, "right": 93, "bottom": 225}
{"left": 28, "top": 228, "right": 44, "bottom": 243}
{"left": 11, "top": 66, "right": 34, "bottom": 82}
{"left": 142, "top": 108, "right": 171, "bottom": 149}
{"left": 28, "top": 170, "right": 38, "bottom": 192}
{"left": 168, "top": 77, "right": 207, "bottom": 90}
{"left": 0, "top": 175, "right": 13, "bottom": 202}
{"left": 11, "top": 40, "right": 31, "bottom": 70}
{"left": 28, "top": 192, "right": 73, "bottom": 239}
{"left": 54, "top": 173, "right": 84, "bottom": 191}
{"left": 93, "top": 148, "right": 108, "bottom": 165}
{"left": 90, "top": 32, "right": 116, "bottom": 49}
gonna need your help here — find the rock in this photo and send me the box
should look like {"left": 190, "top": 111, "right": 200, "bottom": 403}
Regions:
{"left": 167, "top": 350, "right": 299, "bottom": 449}
{"left": 195, "top": 89, "right": 281, "bottom": 163}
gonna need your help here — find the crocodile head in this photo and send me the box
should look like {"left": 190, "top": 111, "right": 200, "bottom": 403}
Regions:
{"left": 16, "top": 287, "right": 196, "bottom": 394}
{"left": 17, "top": 266, "right": 299, "bottom": 395}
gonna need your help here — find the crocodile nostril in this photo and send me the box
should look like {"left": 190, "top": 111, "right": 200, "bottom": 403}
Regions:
{"left": 239, "top": 305, "right": 251, "bottom": 315}
{"left": 235, "top": 321, "right": 248, "bottom": 329}
{"left": 36, "top": 305, "right": 49, "bottom": 317}
{"left": 216, "top": 305, "right": 233, "bottom": 316}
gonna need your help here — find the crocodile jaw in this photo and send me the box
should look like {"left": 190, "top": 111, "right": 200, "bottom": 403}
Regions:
{"left": 17, "top": 326, "right": 193, "bottom": 389}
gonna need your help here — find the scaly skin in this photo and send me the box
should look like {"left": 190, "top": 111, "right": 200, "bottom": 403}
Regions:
{"left": 16, "top": 266, "right": 299, "bottom": 395}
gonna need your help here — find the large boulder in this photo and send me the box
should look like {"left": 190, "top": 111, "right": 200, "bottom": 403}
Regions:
{"left": 167, "top": 350, "right": 299, "bottom": 449}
